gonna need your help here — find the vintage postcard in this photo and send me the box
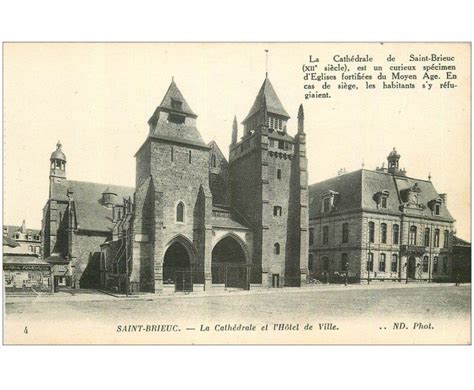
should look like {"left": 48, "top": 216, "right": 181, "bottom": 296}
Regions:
{"left": 2, "top": 42, "right": 471, "bottom": 344}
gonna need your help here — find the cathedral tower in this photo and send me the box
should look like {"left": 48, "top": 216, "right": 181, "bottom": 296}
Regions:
{"left": 133, "top": 79, "right": 213, "bottom": 292}
{"left": 228, "top": 76, "right": 309, "bottom": 287}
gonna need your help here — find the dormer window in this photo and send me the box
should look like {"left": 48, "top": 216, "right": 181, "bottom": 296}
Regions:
{"left": 374, "top": 190, "right": 389, "bottom": 209}
{"left": 428, "top": 197, "right": 442, "bottom": 216}
{"left": 171, "top": 98, "right": 183, "bottom": 111}
{"left": 323, "top": 198, "right": 330, "bottom": 213}
{"left": 321, "top": 190, "right": 338, "bottom": 213}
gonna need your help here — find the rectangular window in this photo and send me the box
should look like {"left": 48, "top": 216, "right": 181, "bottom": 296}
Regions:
{"left": 367, "top": 253, "right": 374, "bottom": 272}
{"left": 434, "top": 229, "right": 440, "bottom": 247}
{"left": 322, "top": 226, "right": 329, "bottom": 245}
{"left": 341, "top": 253, "right": 348, "bottom": 271}
{"left": 273, "top": 206, "right": 282, "bottom": 217}
{"left": 393, "top": 224, "right": 399, "bottom": 245}
{"left": 435, "top": 204, "right": 440, "bottom": 215}
{"left": 379, "top": 253, "right": 386, "bottom": 272}
{"left": 381, "top": 197, "right": 387, "bottom": 208}
{"left": 433, "top": 256, "right": 438, "bottom": 273}
{"left": 171, "top": 98, "right": 183, "bottom": 111}
{"left": 342, "top": 223, "right": 349, "bottom": 243}
{"left": 381, "top": 223, "right": 387, "bottom": 244}
{"left": 391, "top": 254, "right": 398, "bottom": 272}
{"left": 309, "top": 228, "right": 314, "bottom": 246}
{"left": 443, "top": 230, "right": 449, "bottom": 248}
{"left": 424, "top": 228, "right": 430, "bottom": 247}
{"left": 278, "top": 140, "right": 284, "bottom": 149}
{"left": 323, "top": 198, "right": 330, "bottom": 213}
{"left": 188, "top": 150, "right": 192, "bottom": 164}
{"left": 409, "top": 226, "right": 417, "bottom": 245}
{"left": 368, "top": 222, "right": 375, "bottom": 243}
{"left": 277, "top": 169, "right": 282, "bottom": 180}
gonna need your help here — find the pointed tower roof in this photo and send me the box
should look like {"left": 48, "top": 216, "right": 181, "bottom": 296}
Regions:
{"left": 243, "top": 77, "right": 290, "bottom": 122}
{"left": 158, "top": 79, "right": 197, "bottom": 118}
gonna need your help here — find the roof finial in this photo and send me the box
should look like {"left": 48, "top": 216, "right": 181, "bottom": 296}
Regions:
{"left": 428, "top": 172, "right": 432, "bottom": 181}
{"left": 361, "top": 158, "right": 365, "bottom": 169}
{"left": 172, "top": 75, "right": 174, "bottom": 82}
{"left": 57, "top": 140, "right": 62, "bottom": 149}
{"left": 265, "top": 49, "right": 269, "bottom": 78}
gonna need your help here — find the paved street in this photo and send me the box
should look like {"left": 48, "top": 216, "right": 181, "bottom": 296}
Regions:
{"left": 4, "top": 284, "right": 470, "bottom": 344}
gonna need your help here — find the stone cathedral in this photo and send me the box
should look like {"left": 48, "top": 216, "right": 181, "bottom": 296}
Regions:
{"left": 42, "top": 75, "right": 309, "bottom": 293}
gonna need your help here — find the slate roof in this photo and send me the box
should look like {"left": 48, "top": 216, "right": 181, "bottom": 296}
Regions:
{"left": 243, "top": 77, "right": 290, "bottom": 122}
{"left": 3, "top": 240, "right": 38, "bottom": 256}
{"left": 50, "top": 180, "right": 134, "bottom": 232}
{"left": 309, "top": 169, "right": 454, "bottom": 221}
{"left": 3, "top": 225, "right": 41, "bottom": 237}
{"left": 158, "top": 79, "right": 197, "bottom": 118}
{"left": 3, "top": 236, "right": 19, "bottom": 248}
{"left": 3, "top": 255, "right": 50, "bottom": 266}
{"left": 452, "top": 236, "right": 470, "bottom": 247}
{"left": 211, "top": 215, "right": 249, "bottom": 230}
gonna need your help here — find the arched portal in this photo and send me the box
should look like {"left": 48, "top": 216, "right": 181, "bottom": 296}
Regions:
{"left": 212, "top": 235, "right": 249, "bottom": 289}
{"left": 163, "top": 241, "right": 192, "bottom": 291}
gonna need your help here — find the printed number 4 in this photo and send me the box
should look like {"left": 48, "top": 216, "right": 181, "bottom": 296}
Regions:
{"left": 24, "top": 326, "right": 28, "bottom": 334}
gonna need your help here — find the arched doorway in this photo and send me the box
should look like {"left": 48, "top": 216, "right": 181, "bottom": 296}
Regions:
{"left": 212, "top": 236, "right": 249, "bottom": 290}
{"left": 408, "top": 256, "right": 417, "bottom": 279}
{"left": 163, "top": 241, "right": 192, "bottom": 292}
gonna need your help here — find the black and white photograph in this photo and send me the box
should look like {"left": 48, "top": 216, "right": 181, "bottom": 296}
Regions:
{"left": 2, "top": 42, "right": 471, "bottom": 345}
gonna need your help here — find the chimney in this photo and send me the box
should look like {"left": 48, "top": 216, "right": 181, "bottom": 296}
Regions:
{"left": 439, "top": 193, "right": 447, "bottom": 206}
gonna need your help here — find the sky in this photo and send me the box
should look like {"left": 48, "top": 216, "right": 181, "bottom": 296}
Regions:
{"left": 3, "top": 43, "right": 471, "bottom": 240}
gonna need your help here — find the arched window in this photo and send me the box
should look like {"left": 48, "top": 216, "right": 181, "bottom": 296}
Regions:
{"left": 379, "top": 253, "right": 386, "bottom": 272}
{"left": 273, "top": 243, "right": 280, "bottom": 255}
{"left": 188, "top": 150, "right": 192, "bottom": 164}
{"left": 176, "top": 202, "right": 185, "bottom": 222}
{"left": 409, "top": 226, "right": 417, "bottom": 245}
{"left": 277, "top": 169, "right": 282, "bottom": 180}
{"left": 170, "top": 146, "right": 174, "bottom": 162}
{"left": 381, "top": 223, "right": 387, "bottom": 244}
{"left": 211, "top": 154, "right": 216, "bottom": 168}
{"left": 393, "top": 224, "right": 399, "bottom": 245}
{"left": 391, "top": 254, "right": 398, "bottom": 272}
